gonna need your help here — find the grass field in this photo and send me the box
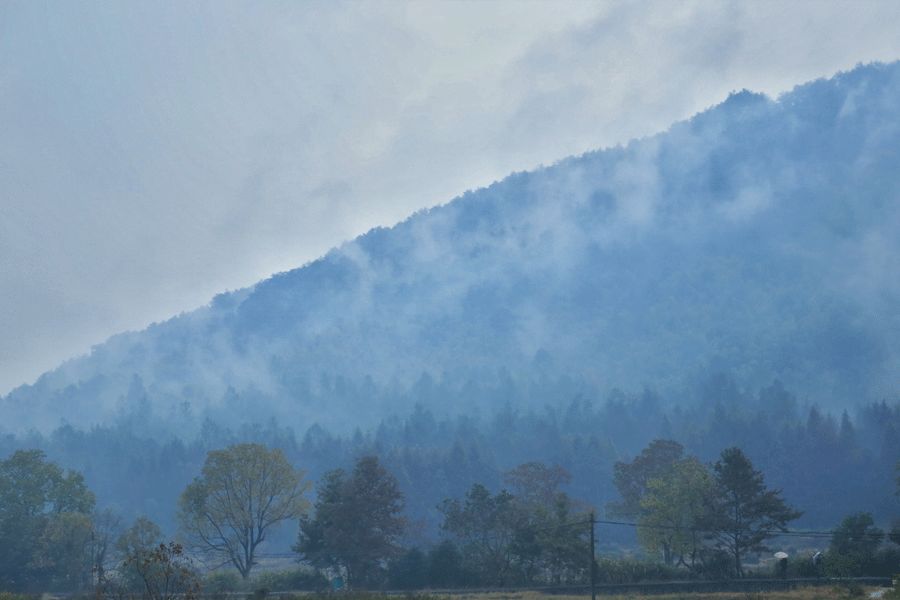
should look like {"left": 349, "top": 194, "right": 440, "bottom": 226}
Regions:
{"left": 405, "top": 588, "right": 890, "bottom": 600}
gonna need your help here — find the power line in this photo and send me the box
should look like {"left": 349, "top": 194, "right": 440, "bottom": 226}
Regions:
{"left": 258, "top": 516, "right": 882, "bottom": 559}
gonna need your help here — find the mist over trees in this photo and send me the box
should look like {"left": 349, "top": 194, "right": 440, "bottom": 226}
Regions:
{"left": 178, "top": 444, "right": 310, "bottom": 579}
{"left": 0, "top": 375, "right": 897, "bottom": 550}
{"left": 1, "top": 60, "right": 899, "bottom": 594}
{"left": 1, "top": 439, "right": 898, "bottom": 593}
{"left": 4, "top": 62, "right": 900, "bottom": 436}
{"left": 296, "top": 456, "right": 405, "bottom": 588}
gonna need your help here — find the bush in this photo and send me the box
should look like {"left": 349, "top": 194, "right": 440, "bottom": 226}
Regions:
{"left": 291, "top": 594, "right": 443, "bottom": 600}
{"left": 785, "top": 552, "right": 824, "bottom": 578}
{"left": 872, "top": 548, "right": 900, "bottom": 577}
{"left": 425, "top": 540, "right": 469, "bottom": 588}
{"left": 388, "top": 548, "right": 428, "bottom": 589}
{"left": 594, "top": 557, "right": 680, "bottom": 584}
{"left": 251, "top": 567, "right": 328, "bottom": 592}
{"left": 203, "top": 570, "right": 244, "bottom": 594}
{"left": 692, "top": 549, "right": 733, "bottom": 580}
{"left": 834, "top": 583, "right": 866, "bottom": 599}
{"left": 824, "top": 550, "right": 863, "bottom": 577}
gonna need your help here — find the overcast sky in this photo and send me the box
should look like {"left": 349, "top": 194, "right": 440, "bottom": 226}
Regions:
{"left": 2, "top": 0, "right": 900, "bottom": 395}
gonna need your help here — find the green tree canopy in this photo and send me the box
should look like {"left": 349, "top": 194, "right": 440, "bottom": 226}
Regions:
{"left": 0, "top": 450, "right": 95, "bottom": 591}
{"left": 503, "top": 462, "right": 588, "bottom": 585}
{"left": 179, "top": 443, "right": 310, "bottom": 579}
{"left": 609, "top": 440, "right": 684, "bottom": 518}
{"left": 638, "top": 456, "right": 714, "bottom": 568}
{"left": 31, "top": 512, "right": 94, "bottom": 591}
{"left": 440, "top": 483, "right": 524, "bottom": 585}
{"left": 295, "top": 455, "right": 405, "bottom": 588}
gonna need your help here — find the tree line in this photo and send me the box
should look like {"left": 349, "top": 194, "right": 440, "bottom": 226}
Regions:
{"left": 2, "top": 377, "right": 897, "bottom": 541}
{"left": 2, "top": 439, "right": 898, "bottom": 595}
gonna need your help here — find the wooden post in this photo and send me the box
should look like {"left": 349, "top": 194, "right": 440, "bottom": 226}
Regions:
{"left": 590, "top": 511, "right": 597, "bottom": 600}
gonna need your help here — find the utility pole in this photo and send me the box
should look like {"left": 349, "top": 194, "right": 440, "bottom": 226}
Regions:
{"left": 590, "top": 511, "right": 597, "bottom": 600}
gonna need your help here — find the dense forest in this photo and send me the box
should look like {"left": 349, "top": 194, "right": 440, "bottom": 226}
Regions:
{"left": 2, "top": 58, "right": 899, "bottom": 598}
{"left": 4, "top": 62, "right": 900, "bottom": 434}
{"left": 2, "top": 401, "right": 898, "bottom": 594}
{"left": 4, "top": 9, "right": 900, "bottom": 599}
{"left": 1, "top": 374, "right": 897, "bottom": 547}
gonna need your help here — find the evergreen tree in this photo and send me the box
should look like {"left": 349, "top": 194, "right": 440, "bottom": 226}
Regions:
{"left": 295, "top": 456, "right": 405, "bottom": 588}
{"left": 704, "top": 447, "right": 801, "bottom": 577}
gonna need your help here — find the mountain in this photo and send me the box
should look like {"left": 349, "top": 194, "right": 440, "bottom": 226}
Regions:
{"left": 4, "top": 61, "right": 900, "bottom": 435}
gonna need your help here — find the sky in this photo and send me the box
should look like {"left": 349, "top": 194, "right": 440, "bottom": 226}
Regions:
{"left": 2, "top": 1, "right": 900, "bottom": 395}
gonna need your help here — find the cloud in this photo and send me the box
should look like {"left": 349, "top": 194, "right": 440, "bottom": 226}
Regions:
{"left": 2, "top": 0, "right": 900, "bottom": 394}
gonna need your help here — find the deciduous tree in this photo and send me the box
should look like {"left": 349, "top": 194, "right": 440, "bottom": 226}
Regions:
{"left": 440, "top": 483, "right": 522, "bottom": 586}
{"left": 609, "top": 440, "right": 684, "bottom": 518}
{"left": 504, "top": 462, "right": 589, "bottom": 584}
{"left": 638, "top": 457, "right": 713, "bottom": 568}
{"left": 0, "top": 450, "right": 95, "bottom": 591}
{"left": 179, "top": 444, "right": 310, "bottom": 579}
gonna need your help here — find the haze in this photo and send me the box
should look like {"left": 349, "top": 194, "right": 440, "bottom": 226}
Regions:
{"left": 4, "top": 1, "right": 900, "bottom": 394}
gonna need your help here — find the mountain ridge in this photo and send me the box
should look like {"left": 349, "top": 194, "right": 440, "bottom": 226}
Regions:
{"left": 4, "top": 61, "right": 900, "bottom": 434}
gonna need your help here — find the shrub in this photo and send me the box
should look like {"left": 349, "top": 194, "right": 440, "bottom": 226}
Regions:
{"left": 594, "top": 557, "right": 680, "bottom": 584}
{"left": 203, "top": 570, "right": 244, "bottom": 594}
{"left": 251, "top": 567, "right": 328, "bottom": 592}
{"left": 872, "top": 548, "right": 900, "bottom": 577}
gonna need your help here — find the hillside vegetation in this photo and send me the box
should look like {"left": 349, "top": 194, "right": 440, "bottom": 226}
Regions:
{"left": 3, "top": 62, "right": 900, "bottom": 435}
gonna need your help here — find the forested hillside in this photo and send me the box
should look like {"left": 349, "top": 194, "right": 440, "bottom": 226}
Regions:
{"left": 2, "top": 376, "right": 897, "bottom": 545}
{"left": 3, "top": 62, "right": 900, "bottom": 434}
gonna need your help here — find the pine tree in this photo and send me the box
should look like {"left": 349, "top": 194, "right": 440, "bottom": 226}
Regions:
{"left": 704, "top": 447, "right": 801, "bottom": 577}
{"left": 295, "top": 456, "right": 405, "bottom": 588}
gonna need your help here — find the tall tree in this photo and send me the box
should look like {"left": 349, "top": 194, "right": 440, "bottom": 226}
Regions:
{"left": 0, "top": 449, "right": 95, "bottom": 591}
{"left": 638, "top": 457, "right": 713, "bottom": 568}
{"left": 179, "top": 443, "right": 310, "bottom": 579}
{"left": 704, "top": 447, "right": 801, "bottom": 577}
{"left": 31, "top": 512, "right": 94, "bottom": 591}
{"left": 440, "top": 483, "right": 523, "bottom": 586}
{"left": 295, "top": 455, "right": 405, "bottom": 588}
{"left": 609, "top": 440, "right": 684, "bottom": 518}
{"left": 504, "top": 462, "right": 589, "bottom": 584}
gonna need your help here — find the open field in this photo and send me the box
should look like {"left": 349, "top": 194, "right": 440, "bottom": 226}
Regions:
{"left": 442, "top": 590, "right": 885, "bottom": 600}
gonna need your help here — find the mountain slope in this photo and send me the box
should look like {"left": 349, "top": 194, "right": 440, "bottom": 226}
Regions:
{"left": 4, "top": 62, "right": 900, "bottom": 433}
